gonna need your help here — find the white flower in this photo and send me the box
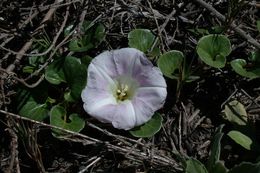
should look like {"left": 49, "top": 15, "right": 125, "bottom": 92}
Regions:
{"left": 81, "top": 48, "right": 167, "bottom": 130}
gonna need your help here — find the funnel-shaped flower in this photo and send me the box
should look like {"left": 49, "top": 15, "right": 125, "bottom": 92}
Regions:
{"left": 81, "top": 48, "right": 167, "bottom": 130}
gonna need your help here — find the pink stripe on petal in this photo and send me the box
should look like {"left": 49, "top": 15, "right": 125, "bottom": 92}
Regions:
{"left": 81, "top": 48, "right": 167, "bottom": 130}
{"left": 87, "top": 63, "right": 115, "bottom": 90}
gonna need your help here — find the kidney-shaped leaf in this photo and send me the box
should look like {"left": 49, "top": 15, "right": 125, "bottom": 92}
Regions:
{"left": 231, "top": 59, "right": 259, "bottom": 79}
{"left": 185, "top": 158, "right": 208, "bottom": 173}
{"left": 157, "top": 50, "right": 184, "bottom": 79}
{"left": 50, "top": 105, "right": 85, "bottom": 135}
{"left": 227, "top": 130, "right": 252, "bottom": 150}
{"left": 45, "top": 58, "right": 66, "bottom": 85}
{"left": 130, "top": 113, "right": 162, "bottom": 138}
{"left": 196, "top": 34, "right": 231, "bottom": 68}
{"left": 224, "top": 100, "right": 247, "bottom": 126}
{"left": 128, "top": 29, "right": 156, "bottom": 53}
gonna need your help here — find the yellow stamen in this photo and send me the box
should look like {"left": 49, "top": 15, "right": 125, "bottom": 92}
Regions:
{"left": 116, "top": 84, "right": 129, "bottom": 101}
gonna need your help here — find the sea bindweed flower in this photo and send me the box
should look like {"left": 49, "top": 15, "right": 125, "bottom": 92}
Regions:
{"left": 81, "top": 48, "right": 167, "bottom": 130}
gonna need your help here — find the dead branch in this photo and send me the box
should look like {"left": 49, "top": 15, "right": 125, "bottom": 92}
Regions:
{"left": 0, "top": 109, "right": 182, "bottom": 171}
{"left": 4, "top": 0, "right": 66, "bottom": 73}
{"left": 193, "top": 0, "right": 260, "bottom": 49}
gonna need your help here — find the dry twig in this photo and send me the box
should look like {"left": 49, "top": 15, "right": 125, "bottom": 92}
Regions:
{"left": 193, "top": 0, "right": 260, "bottom": 49}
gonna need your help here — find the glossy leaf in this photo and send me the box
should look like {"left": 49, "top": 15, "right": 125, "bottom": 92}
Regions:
{"left": 231, "top": 59, "right": 259, "bottom": 79}
{"left": 227, "top": 130, "right": 252, "bottom": 150}
{"left": 50, "top": 105, "right": 85, "bottom": 135}
{"left": 130, "top": 113, "right": 163, "bottom": 138}
{"left": 157, "top": 50, "right": 184, "bottom": 79}
{"left": 45, "top": 58, "right": 66, "bottom": 85}
{"left": 224, "top": 100, "right": 247, "bottom": 126}
{"left": 185, "top": 158, "right": 208, "bottom": 173}
{"left": 228, "top": 162, "right": 260, "bottom": 173}
{"left": 63, "top": 56, "right": 87, "bottom": 100}
{"left": 128, "top": 29, "right": 156, "bottom": 52}
{"left": 19, "top": 101, "right": 49, "bottom": 121}
{"left": 196, "top": 34, "right": 231, "bottom": 68}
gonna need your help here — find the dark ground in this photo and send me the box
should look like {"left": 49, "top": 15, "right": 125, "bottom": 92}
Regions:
{"left": 0, "top": 0, "right": 260, "bottom": 172}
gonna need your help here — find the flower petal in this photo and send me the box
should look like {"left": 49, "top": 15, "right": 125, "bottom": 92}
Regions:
{"left": 131, "top": 98, "right": 154, "bottom": 126}
{"left": 91, "top": 50, "right": 118, "bottom": 78}
{"left": 87, "top": 63, "right": 115, "bottom": 90}
{"left": 114, "top": 48, "right": 166, "bottom": 88}
{"left": 135, "top": 87, "right": 167, "bottom": 112}
{"left": 111, "top": 101, "right": 136, "bottom": 130}
{"left": 81, "top": 87, "right": 117, "bottom": 123}
{"left": 111, "top": 48, "right": 143, "bottom": 75}
{"left": 82, "top": 48, "right": 167, "bottom": 130}
{"left": 91, "top": 48, "right": 146, "bottom": 77}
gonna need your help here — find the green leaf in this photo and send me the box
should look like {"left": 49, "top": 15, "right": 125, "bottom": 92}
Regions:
{"left": 22, "top": 66, "right": 35, "bottom": 74}
{"left": 69, "top": 39, "right": 93, "bottom": 52}
{"left": 93, "top": 23, "right": 106, "bottom": 43}
{"left": 224, "top": 100, "right": 247, "bottom": 126}
{"left": 207, "top": 124, "right": 224, "bottom": 172}
{"left": 185, "top": 158, "right": 208, "bottom": 173}
{"left": 228, "top": 162, "right": 260, "bottom": 173}
{"left": 64, "top": 91, "right": 76, "bottom": 103}
{"left": 16, "top": 83, "right": 49, "bottom": 109}
{"left": 257, "top": 21, "right": 260, "bottom": 33}
{"left": 82, "top": 21, "right": 95, "bottom": 32}
{"left": 19, "top": 101, "right": 49, "bottom": 121}
{"left": 50, "top": 105, "right": 85, "bottom": 136}
{"left": 250, "top": 50, "right": 260, "bottom": 64}
{"left": 157, "top": 50, "right": 184, "bottom": 79}
{"left": 227, "top": 130, "right": 252, "bottom": 150}
{"left": 196, "top": 34, "right": 231, "bottom": 68}
{"left": 129, "top": 113, "right": 163, "bottom": 138}
{"left": 29, "top": 56, "right": 45, "bottom": 66}
{"left": 63, "top": 56, "right": 87, "bottom": 100}
{"left": 45, "top": 58, "right": 66, "bottom": 85}
{"left": 211, "top": 162, "right": 228, "bottom": 173}
{"left": 231, "top": 59, "right": 259, "bottom": 79}
{"left": 80, "top": 55, "right": 92, "bottom": 66}
{"left": 68, "top": 22, "right": 105, "bottom": 52}
{"left": 128, "top": 29, "right": 156, "bottom": 53}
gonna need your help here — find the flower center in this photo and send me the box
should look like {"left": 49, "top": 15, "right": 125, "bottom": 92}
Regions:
{"left": 116, "top": 84, "right": 129, "bottom": 101}
{"left": 111, "top": 76, "right": 139, "bottom": 102}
